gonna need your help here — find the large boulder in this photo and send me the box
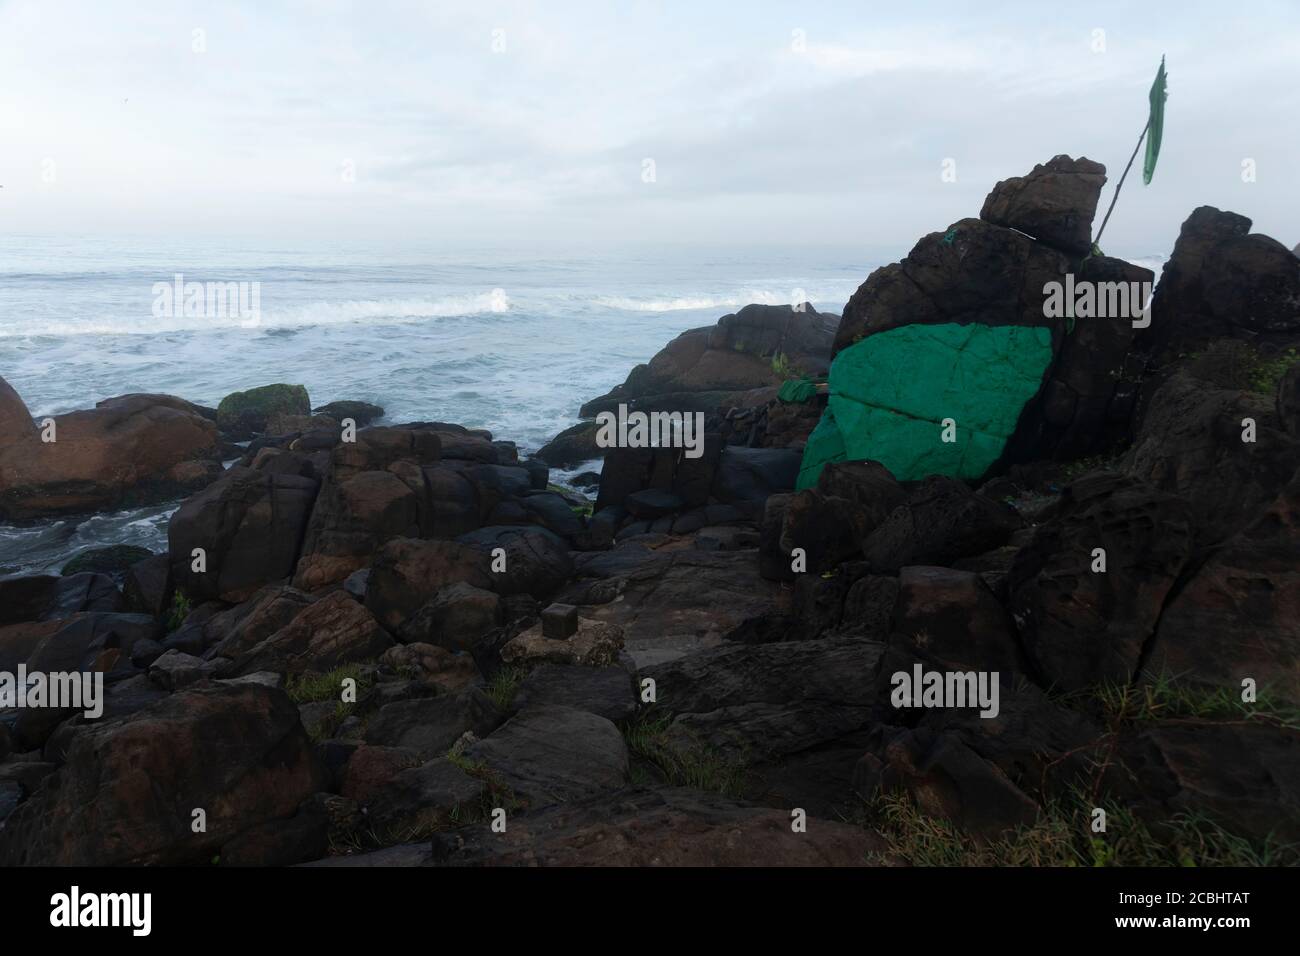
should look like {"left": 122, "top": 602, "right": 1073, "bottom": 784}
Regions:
{"left": 1007, "top": 472, "right": 1194, "bottom": 692}
{"left": 804, "top": 157, "right": 1152, "bottom": 488}
{"left": 364, "top": 537, "right": 494, "bottom": 632}
{"left": 0, "top": 682, "right": 323, "bottom": 865}
{"left": 0, "top": 389, "right": 224, "bottom": 520}
{"left": 168, "top": 465, "right": 320, "bottom": 603}
{"left": 979, "top": 154, "right": 1107, "bottom": 255}
{"left": 456, "top": 526, "right": 574, "bottom": 601}
{"left": 216, "top": 384, "right": 311, "bottom": 440}
{"left": 1147, "top": 207, "right": 1300, "bottom": 357}
{"left": 0, "top": 375, "right": 37, "bottom": 443}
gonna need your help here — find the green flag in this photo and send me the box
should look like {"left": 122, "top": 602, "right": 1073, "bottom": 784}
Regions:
{"left": 1143, "top": 56, "right": 1168, "bottom": 185}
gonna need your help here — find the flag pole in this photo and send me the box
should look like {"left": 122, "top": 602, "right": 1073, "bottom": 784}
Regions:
{"left": 1093, "top": 117, "right": 1150, "bottom": 249}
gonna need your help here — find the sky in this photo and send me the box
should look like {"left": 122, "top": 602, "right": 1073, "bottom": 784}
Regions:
{"left": 1, "top": 0, "right": 1297, "bottom": 258}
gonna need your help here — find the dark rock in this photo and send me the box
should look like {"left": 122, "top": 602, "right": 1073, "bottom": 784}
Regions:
{"left": 979, "top": 154, "right": 1107, "bottom": 255}
{"left": 892, "top": 565, "right": 1024, "bottom": 672}
{"left": 365, "top": 758, "right": 486, "bottom": 833}
{"left": 1279, "top": 361, "right": 1300, "bottom": 436}
{"left": 624, "top": 488, "right": 683, "bottom": 519}
{"left": 575, "top": 550, "right": 784, "bottom": 667}
{"left": 312, "top": 400, "right": 385, "bottom": 427}
{"left": 1125, "top": 369, "right": 1300, "bottom": 543}
{"left": 397, "top": 582, "right": 501, "bottom": 653}
{"left": 0, "top": 389, "right": 224, "bottom": 521}
{"left": 464, "top": 705, "right": 628, "bottom": 807}
{"left": 540, "top": 603, "right": 578, "bottom": 640}
{"left": 364, "top": 538, "right": 494, "bottom": 633}
{"left": 1106, "top": 720, "right": 1300, "bottom": 843}
{"left": 430, "top": 786, "right": 882, "bottom": 866}
{"left": 1008, "top": 472, "right": 1194, "bottom": 692}
{"left": 580, "top": 304, "right": 837, "bottom": 417}
{"left": 216, "top": 384, "right": 311, "bottom": 440}
{"left": 123, "top": 553, "right": 171, "bottom": 618}
{"left": 1148, "top": 207, "right": 1300, "bottom": 357}
{"left": 535, "top": 421, "right": 601, "bottom": 469}
{"left": 364, "top": 689, "right": 504, "bottom": 759}
{"left": 456, "top": 526, "right": 574, "bottom": 601}
{"left": 0, "top": 682, "right": 323, "bottom": 865}
{"left": 710, "top": 447, "right": 800, "bottom": 508}
{"left": 60, "top": 545, "right": 153, "bottom": 580}
{"left": 863, "top": 476, "right": 1022, "bottom": 574}
{"left": 643, "top": 637, "right": 885, "bottom": 761}
{"left": 233, "top": 590, "right": 393, "bottom": 676}
{"left": 168, "top": 465, "right": 319, "bottom": 603}
{"left": 0, "top": 572, "right": 123, "bottom": 627}
{"left": 1146, "top": 472, "right": 1300, "bottom": 703}
{"left": 219, "top": 804, "right": 329, "bottom": 866}
{"left": 513, "top": 663, "right": 637, "bottom": 722}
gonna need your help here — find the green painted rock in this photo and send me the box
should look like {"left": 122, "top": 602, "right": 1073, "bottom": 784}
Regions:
{"left": 798, "top": 323, "right": 1053, "bottom": 489}
{"left": 217, "top": 384, "right": 311, "bottom": 439}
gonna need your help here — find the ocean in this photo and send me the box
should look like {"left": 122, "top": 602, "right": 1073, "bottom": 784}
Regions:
{"left": 0, "top": 235, "right": 875, "bottom": 574}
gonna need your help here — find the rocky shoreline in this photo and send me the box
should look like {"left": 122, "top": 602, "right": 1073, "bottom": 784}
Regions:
{"left": 1, "top": 155, "right": 1297, "bottom": 866}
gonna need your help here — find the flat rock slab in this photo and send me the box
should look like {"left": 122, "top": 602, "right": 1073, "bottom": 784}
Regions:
{"left": 643, "top": 637, "right": 886, "bottom": 762}
{"left": 465, "top": 705, "right": 628, "bottom": 808}
{"left": 429, "top": 786, "right": 885, "bottom": 866}
{"left": 576, "top": 549, "right": 786, "bottom": 667}
{"left": 513, "top": 663, "right": 638, "bottom": 722}
{"left": 364, "top": 689, "right": 503, "bottom": 759}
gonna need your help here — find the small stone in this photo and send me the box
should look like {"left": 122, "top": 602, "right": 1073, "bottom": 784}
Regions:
{"left": 541, "top": 602, "right": 579, "bottom": 640}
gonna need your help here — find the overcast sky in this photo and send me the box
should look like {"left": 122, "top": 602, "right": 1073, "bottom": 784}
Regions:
{"left": 2, "top": 0, "right": 1297, "bottom": 257}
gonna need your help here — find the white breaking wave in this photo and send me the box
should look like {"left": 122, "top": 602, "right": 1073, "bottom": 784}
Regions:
{"left": 593, "top": 289, "right": 846, "bottom": 312}
{"left": 0, "top": 291, "right": 511, "bottom": 338}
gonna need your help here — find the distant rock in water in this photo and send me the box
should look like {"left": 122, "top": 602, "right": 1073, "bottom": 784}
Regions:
{"left": 578, "top": 302, "right": 837, "bottom": 419}
{"left": 216, "top": 383, "right": 311, "bottom": 440}
{"left": 313, "top": 400, "right": 385, "bottom": 427}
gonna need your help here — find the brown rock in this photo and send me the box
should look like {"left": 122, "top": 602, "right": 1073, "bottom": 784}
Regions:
{"left": 234, "top": 590, "right": 393, "bottom": 675}
{"left": 0, "top": 391, "right": 224, "bottom": 520}
{"left": 0, "top": 682, "right": 323, "bottom": 865}
{"left": 980, "top": 154, "right": 1107, "bottom": 255}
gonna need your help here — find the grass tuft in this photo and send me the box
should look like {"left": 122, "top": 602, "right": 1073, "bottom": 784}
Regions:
{"left": 621, "top": 711, "right": 749, "bottom": 797}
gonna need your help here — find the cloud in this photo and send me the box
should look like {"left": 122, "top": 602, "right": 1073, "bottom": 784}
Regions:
{"left": 0, "top": 0, "right": 1296, "bottom": 255}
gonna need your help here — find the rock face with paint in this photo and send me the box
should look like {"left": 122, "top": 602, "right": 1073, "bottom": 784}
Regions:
{"left": 798, "top": 155, "right": 1154, "bottom": 489}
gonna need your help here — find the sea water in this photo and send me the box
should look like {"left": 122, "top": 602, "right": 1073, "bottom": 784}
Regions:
{"left": 0, "top": 234, "right": 872, "bottom": 573}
